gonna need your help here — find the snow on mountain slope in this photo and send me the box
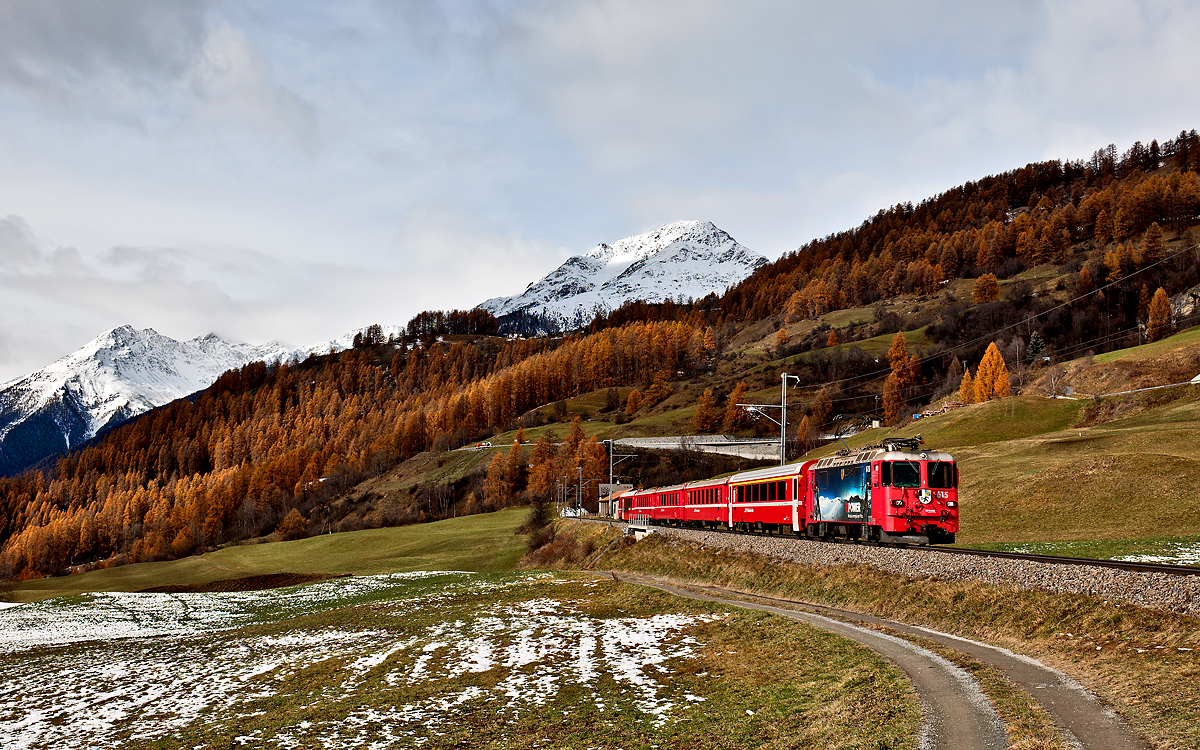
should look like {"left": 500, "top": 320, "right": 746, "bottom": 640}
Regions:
{"left": 0, "top": 326, "right": 294, "bottom": 475}
{"left": 0, "top": 323, "right": 416, "bottom": 475}
{"left": 480, "top": 221, "right": 766, "bottom": 329}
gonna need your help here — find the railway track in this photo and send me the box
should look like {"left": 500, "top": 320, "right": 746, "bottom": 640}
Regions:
{"left": 582, "top": 517, "right": 1200, "bottom": 577}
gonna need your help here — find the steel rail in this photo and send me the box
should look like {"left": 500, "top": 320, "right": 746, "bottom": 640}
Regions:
{"left": 578, "top": 517, "right": 1200, "bottom": 577}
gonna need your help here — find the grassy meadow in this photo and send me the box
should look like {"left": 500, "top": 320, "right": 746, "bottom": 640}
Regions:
{"left": 4, "top": 569, "right": 919, "bottom": 750}
{"left": 11, "top": 507, "right": 529, "bottom": 603}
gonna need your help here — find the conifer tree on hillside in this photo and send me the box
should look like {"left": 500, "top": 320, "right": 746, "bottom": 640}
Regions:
{"left": 527, "top": 431, "right": 559, "bottom": 499}
{"left": 1077, "top": 267, "right": 1094, "bottom": 297}
{"left": 1148, "top": 287, "right": 1173, "bottom": 342}
{"left": 1139, "top": 222, "right": 1166, "bottom": 265}
{"left": 887, "top": 332, "right": 908, "bottom": 373}
{"left": 1093, "top": 208, "right": 1112, "bottom": 246}
{"left": 722, "top": 381, "right": 749, "bottom": 433}
{"left": 577, "top": 437, "right": 608, "bottom": 506}
{"left": 1026, "top": 332, "right": 1046, "bottom": 363}
{"left": 883, "top": 371, "right": 903, "bottom": 425}
{"left": 973, "top": 343, "right": 1009, "bottom": 402}
{"left": 977, "top": 235, "right": 1001, "bottom": 270}
{"left": 972, "top": 273, "right": 1000, "bottom": 304}
{"left": 797, "top": 414, "right": 812, "bottom": 451}
{"left": 811, "top": 386, "right": 833, "bottom": 431}
{"left": 774, "top": 328, "right": 789, "bottom": 356}
{"left": 625, "top": 389, "right": 643, "bottom": 414}
{"left": 694, "top": 388, "right": 720, "bottom": 433}
{"left": 484, "top": 451, "right": 511, "bottom": 507}
{"left": 958, "top": 369, "right": 974, "bottom": 404}
{"left": 883, "top": 333, "right": 910, "bottom": 425}
{"left": 1105, "top": 245, "right": 1125, "bottom": 283}
{"left": 566, "top": 416, "right": 586, "bottom": 456}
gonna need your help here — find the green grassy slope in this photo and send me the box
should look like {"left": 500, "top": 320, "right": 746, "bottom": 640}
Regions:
{"left": 12, "top": 507, "right": 528, "bottom": 603}
{"left": 802, "top": 391, "right": 1200, "bottom": 549}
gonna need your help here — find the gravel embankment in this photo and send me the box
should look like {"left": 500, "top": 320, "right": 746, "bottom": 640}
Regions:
{"left": 593, "top": 521, "right": 1200, "bottom": 617}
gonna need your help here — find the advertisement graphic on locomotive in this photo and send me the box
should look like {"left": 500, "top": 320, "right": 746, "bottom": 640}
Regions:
{"left": 814, "top": 464, "right": 869, "bottom": 523}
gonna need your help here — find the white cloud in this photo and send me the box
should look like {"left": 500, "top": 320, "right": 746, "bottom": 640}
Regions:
{"left": 187, "top": 24, "right": 319, "bottom": 153}
{"left": 4, "top": 0, "right": 1200, "bottom": 383}
{"left": 390, "top": 204, "right": 569, "bottom": 303}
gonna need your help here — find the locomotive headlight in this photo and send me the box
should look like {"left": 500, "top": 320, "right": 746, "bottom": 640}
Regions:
{"left": 946, "top": 501, "right": 957, "bottom": 508}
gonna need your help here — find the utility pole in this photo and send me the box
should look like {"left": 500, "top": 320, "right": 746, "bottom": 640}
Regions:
{"left": 738, "top": 372, "right": 800, "bottom": 466}
{"left": 603, "top": 439, "right": 636, "bottom": 486}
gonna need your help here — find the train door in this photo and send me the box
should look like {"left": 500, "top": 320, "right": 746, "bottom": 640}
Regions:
{"left": 791, "top": 475, "right": 800, "bottom": 532}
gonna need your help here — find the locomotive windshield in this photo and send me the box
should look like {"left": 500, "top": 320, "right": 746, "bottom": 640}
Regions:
{"left": 927, "top": 461, "right": 957, "bottom": 489}
{"left": 890, "top": 460, "right": 921, "bottom": 488}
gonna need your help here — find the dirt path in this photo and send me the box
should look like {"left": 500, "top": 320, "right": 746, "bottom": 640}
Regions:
{"left": 615, "top": 573, "right": 1005, "bottom": 750}
{"left": 613, "top": 572, "right": 1148, "bottom": 750}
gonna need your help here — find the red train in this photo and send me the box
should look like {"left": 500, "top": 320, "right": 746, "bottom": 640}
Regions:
{"left": 613, "top": 437, "right": 958, "bottom": 545}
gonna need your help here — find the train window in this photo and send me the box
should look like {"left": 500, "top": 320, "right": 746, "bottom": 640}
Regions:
{"left": 928, "top": 462, "right": 956, "bottom": 488}
{"left": 768, "top": 482, "right": 776, "bottom": 503}
{"left": 779, "top": 480, "right": 786, "bottom": 500}
{"left": 737, "top": 486, "right": 744, "bottom": 503}
{"left": 816, "top": 470, "right": 829, "bottom": 489}
{"left": 890, "top": 461, "right": 921, "bottom": 488}
{"left": 881, "top": 462, "right": 891, "bottom": 486}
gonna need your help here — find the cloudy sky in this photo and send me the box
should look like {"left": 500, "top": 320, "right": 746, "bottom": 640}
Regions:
{"left": 2, "top": 0, "right": 1199, "bottom": 381}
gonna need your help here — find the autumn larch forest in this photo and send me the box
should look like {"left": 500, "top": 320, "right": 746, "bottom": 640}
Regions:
{"left": 4, "top": 131, "right": 1200, "bottom": 580}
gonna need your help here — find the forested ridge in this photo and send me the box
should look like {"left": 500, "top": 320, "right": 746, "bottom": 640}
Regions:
{"left": 0, "top": 320, "right": 716, "bottom": 578}
{"left": 5, "top": 131, "right": 1200, "bottom": 580}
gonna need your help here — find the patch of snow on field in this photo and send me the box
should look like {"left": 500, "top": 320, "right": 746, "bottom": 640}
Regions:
{"left": 0, "top": 570, "right": 461, "bottom": 654}
{"left": 0, "top": 572, "right": 720, "bottom": 748}
{"left": 1116, "top": 542, "right": 1200, "bottom": 566}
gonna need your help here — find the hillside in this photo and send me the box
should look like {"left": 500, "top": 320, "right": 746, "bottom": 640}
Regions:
{"left": 4, "top": 130, "right": 1200, "bottom": 580}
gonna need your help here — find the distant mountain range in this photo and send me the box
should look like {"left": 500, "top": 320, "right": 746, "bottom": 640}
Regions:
{"left": 0, "top": 220, "right": 761, "bottom": 475}
{"left": 0, "top": 324, "right": 402, "bottom": 476}
{"left": 479, "top": 220, "right": 766, "bottom": 331}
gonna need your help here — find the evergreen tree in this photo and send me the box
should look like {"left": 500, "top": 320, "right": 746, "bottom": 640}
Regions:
{"left": 972, "top": 273, "right": 999, "bottom": 304}
{"left": 693, "top": 388, "right": 720, "bottom": 433}
{"left": 1148, "top": 287, "right": 1173, "bottom": 341}
{"left": 811, "top": 386, "right": 833, "bottom": 430}
{"left": 1093, "top": 208, "right": 1112, "bottom": 246}
{"left": 625, "top": 389, "right": 643, "bottom": 414}
{"left": 722, "top": 381, "right": 748, "bottom": 432}
{"left": 973, "top": 343, "right": 1009, "bottom": 402}
{"left": 887, "top": 332, "right": 909, "bottom": 373}
{"left": 1139, "top": 222, "right": 1166, "bottom": 265}
{"left": 1077, "top": 267, "right": 1094, "bottom": 297}
{"left": 958, "top": 369, "right": 974, "bottom": 404}
{"left": 883, "top": 371, "right": 903, "bottom": 425}
{"left": 1026, "top": 331, "right": 1046, "bottom": 363}
{"left": 1104, "top": 245, "right": 1125, "bottom": 283}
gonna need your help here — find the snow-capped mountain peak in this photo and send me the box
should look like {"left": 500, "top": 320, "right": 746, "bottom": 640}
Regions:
{"left": 0, "top": 322, "right": 418, "bottom": 475}
{"left": 0, "top": 327, "right": 295, "bottom": 475}
{"left": 480, "top": 220, "right": 765, "bottom": 329}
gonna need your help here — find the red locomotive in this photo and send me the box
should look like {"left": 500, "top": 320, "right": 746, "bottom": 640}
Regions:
{"left": 614, "top": 437, "right": 957, "bottom": 545}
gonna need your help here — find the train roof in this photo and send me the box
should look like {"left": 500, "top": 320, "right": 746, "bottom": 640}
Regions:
{"left": 812, "top": 447, "right": 954, "bottom": 469}
{"left": 727, "top": 462, "right": 805, "bottom": 485}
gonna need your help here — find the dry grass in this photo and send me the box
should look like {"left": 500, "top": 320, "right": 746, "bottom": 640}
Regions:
{"left": 545, "top": 522, "right": 1200, "bottom": 750}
